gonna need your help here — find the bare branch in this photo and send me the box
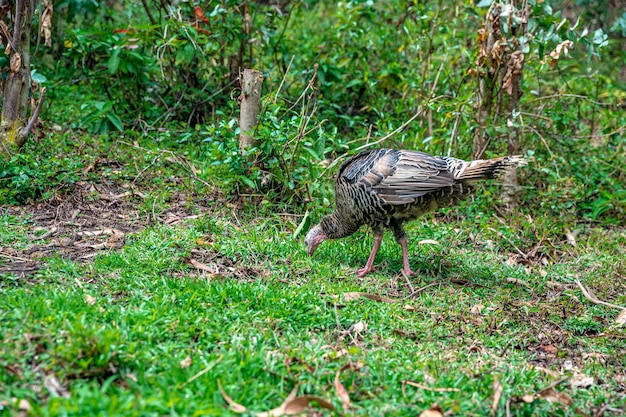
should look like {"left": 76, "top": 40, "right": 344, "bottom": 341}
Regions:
{"left": 17, "top": 86, "right": 46, "bottom": 146}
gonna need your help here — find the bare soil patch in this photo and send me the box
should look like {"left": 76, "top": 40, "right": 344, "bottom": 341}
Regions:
{"left": 0, "top": 181, "right": 215, "bottom": 277}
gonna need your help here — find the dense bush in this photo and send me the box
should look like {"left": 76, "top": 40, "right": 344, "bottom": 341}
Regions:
{"left": 1, "top": 0, "right": 624, "bottom": 222}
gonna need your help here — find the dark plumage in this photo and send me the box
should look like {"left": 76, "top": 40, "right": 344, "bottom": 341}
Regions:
{"left": 305, "top": 148, "right": 526, "bottom": 276}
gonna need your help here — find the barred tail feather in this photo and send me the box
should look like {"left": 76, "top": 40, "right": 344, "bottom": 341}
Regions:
{"left": 455, "top": 156, "right": 526, "bottom": 182}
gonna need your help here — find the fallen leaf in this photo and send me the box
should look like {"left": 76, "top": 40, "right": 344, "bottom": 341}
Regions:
{"left": 506, "top": 277, "right": 532, "bottom": 289}
{"left": 322, "top": 348, "right": 349, "bottom": 360}
{"left": 616, "top": 309, "right": 626, "bottom": 326}
{"left": 184, "top": 257, "right": 216, "bottom": 272}
{"left": 403, "top": 304, "right": 416, "bottom": 311}
{"left": 491, "top": 379, "right": 502, "bottom": 416}
{"left": 256, "top": 387, "right": 298, "bottom": 417}
{"left": 521, "top": 394, "right": 534, "bottom": 403}
{"left": 44, "top": 373, "right": 70, "bottom": 399}
{"left": 334, "top": 364, "right": 354, "bottom": 410}
{"left": 532, "top": 365, "right": 561, "bottom": 378}
{"left": 470, "top": 304, "right": 484, "bottom": 315}
{"left": 283, "top": 395, "right": 335, "bottom": 414}
{"left": 419, "top": 404, "right": 444, "bottom": 417}
{"left": 342, "top": 292, "right": 399, "bottom": 303}
{"left": 539, "top": 344, "right": 558, "bottom": 354}
{"left": 393, "top": 329, "right": 419, "bottom": 339}
{"left": 18, "top": 399, "right": 31, "bottom": 412}
{"left": 570, "top": 374, "right": 594, "bottom": 389}
{"left": 85, "top": 294, "right": 96, "bottom": 305}
{"left": 418, "top": 239, "right": 439, "bottom": 245}
{"left": 180, "top": 355, "right": 192, "bottom": 369}
{"left": 217, "top": 380, "right": 247, "bottom": 413}
{"left": 566, "top": 231, "right": 577, "bottom": 247}
{"left": 537, "top": 388, "right": 573, "bottom": 407}
{"left": 352, "top": 321, "right": 367, "bottom": 333}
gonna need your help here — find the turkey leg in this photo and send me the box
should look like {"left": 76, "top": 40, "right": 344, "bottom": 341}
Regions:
{"left": 357, "top": 234, "right": 383, "bottom": 277}
{"left": 398, "top": 236, "right": 415, "bottom": 277}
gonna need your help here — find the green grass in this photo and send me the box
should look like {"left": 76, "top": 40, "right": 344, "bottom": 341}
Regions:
{"left": 1, "top": 195, "right": 625, "bottom": 416}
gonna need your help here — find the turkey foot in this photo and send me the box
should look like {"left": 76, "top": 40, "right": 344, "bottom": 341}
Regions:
{"left": 357, "top": 234, "right": 383, "bottom": 277}
{"left": 357, "top": 266, "right": 375, "bottom": 277}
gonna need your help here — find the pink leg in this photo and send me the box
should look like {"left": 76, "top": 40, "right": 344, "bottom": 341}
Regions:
{"left": 399, "top": 236, "right": 415, "bottom": 277}
{"left": 357, "top": 234, "right": 383, "bottom": 277}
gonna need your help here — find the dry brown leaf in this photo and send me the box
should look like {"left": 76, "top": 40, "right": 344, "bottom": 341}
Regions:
{"left": 283, "top": 395, "right": 335, "bottom": 414}
{"left": 470, "top": 304, "right": 484, "bottom": 315}
{"left": 403, "top": 304, "right": 416, "bottom": 311}
{"left": 615, "top": 309, "right": 626, "bottom": 326}
{"left": 256, "top": 387, "right": 298, "bottom": 417}
{"left": 184, "top": 257, "right": 216, "bottom": 272}
{"left": 506, "top": 277, "right": 532, "bottom": 289}
{"left": 419, "top": 404, "right": 444, "bottom": 417}
{"left": 491, "top": 379, "right": 502, "bottom": 417}
{"left": 521, "top": 394, "right": 534, "bottom": 403}
{"left": 566, "top": 231, "right": 577, "bottom": 247}
{"left": 322, "top": 348, "right": 349, "bottom": 360}
{"left": 575, "top": 278, "right": 624, "bottom": 311}
{"left": 352, "top": 321, "right": 367, "bottom": 333}
{"left": 18, "top": 399, "right": 31, "bottom": 412}
{"left": 44, "top": 373, "right": 70, "bottom": 399}
{"left": 418, "top": 239, "right": 439, "bottom": 245}
{"left": 538, "top": 388, "right": 573, "bottom": 406}
{"left": 217, "top": 380, "right": 247, "bottom": 413}
{"left": 85, "top": 294, "right": 96, "bottom": 305}
{"left": 334, "top": 364, "right": 352, "bottom": 410}
{"left": 180, "top": 355, "right": 192, "bottom": 369}
{"left": 533, "top": 365, "right": 561, "bottom": 378}
{"left": 570, "top": 373, "right": 594, "bottom": 389}
{"left": 41, "top": 0, "right": 53, "bottom": 47}
{"left": 539, "top": 344, "right": 558, "bottom": 354}
{"left": 342, "top": 292, "right": 399, "bottom": 303}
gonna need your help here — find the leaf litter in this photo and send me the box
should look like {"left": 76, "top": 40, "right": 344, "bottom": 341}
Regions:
{"left": 218, "top": 380, "right": 334, "bottom": 416}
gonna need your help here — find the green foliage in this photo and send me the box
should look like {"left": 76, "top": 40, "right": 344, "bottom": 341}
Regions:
{"left": 0, "top": 152, "right": 88, "bottom": 204}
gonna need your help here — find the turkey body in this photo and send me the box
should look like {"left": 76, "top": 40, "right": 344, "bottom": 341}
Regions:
{"left": 304, "top": 148, "right": 526, "bottom": 277}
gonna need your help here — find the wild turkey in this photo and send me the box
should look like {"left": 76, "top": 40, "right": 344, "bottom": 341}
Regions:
{"left": 305, "top": 148, "right": 526, "bottom": 277}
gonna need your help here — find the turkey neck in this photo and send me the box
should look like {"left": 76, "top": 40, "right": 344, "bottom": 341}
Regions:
{"left": 320, "top": 211, "right": 360, "bottom": 239}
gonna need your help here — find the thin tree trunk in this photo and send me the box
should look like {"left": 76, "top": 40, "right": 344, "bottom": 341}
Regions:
{"left": 500, "top": 2, "right": 529, "bottom": 207}
{"left": 473, "top": 4, "right": 501, "bottom": 160}
{"left": 0, "top": 0, "right": 45, "bottom": 157}
{"left": 238, "top": 68, "right": 263, "bottom": 160}
{"left": 473, "top": 1, "right": 527, "bottom": 207}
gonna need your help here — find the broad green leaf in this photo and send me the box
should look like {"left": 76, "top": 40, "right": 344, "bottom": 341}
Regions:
{"left": 292, "top": 210, "right": 311, "bottom": 239}
{"left": 106, "top": 113, "right": 124, "bottom": 132}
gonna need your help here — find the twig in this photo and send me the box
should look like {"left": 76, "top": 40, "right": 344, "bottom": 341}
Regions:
{"left": 274, "top": 55, "right": 294, "bottom": 102}
{"left": 575, "top": 278, "right": 625, "bottom": 311}
{"left": 523, "top": 93, "right": 611, "bottom": 107}
{"left": 403, "top": 380, "right": 460, "bottom": 392}
{"left": 0, "top": 251, "right": 32, "bottom": 262}
{"left": 354, "top": 106, "right": 425, "bottom": 152}
{"left": 536, "top": 377, "right": 569, "bottom": 394}
{"left": 405, "top": 282, "right": 439, "bottom": 299}
{"left": 181, "top": 355, "right": 224, "bottom": 387}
